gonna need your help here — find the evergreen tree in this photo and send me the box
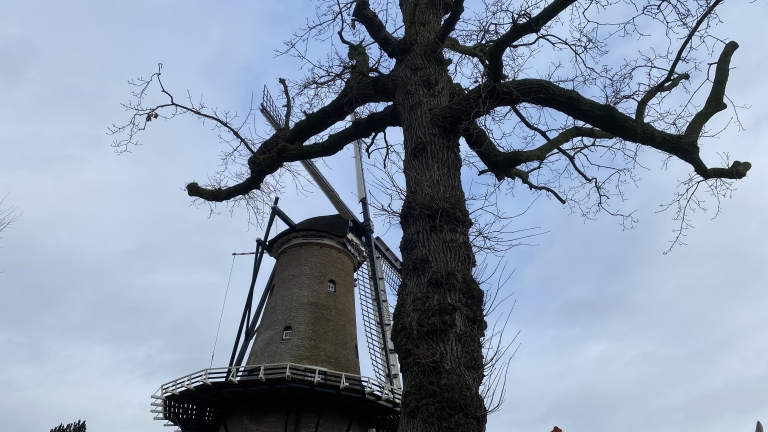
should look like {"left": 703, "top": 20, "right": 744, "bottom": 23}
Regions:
{"left": 50, "top": 420, "right": 86, "bottom": 432}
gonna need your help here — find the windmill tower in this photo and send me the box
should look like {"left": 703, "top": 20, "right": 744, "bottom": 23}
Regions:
{"left": 150, "top": 87, "right": 402, "bottom": 432}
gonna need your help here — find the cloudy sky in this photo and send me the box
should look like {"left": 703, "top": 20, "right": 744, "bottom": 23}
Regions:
{"left": 0, "top": 1, "right": 766, "bottom": 432}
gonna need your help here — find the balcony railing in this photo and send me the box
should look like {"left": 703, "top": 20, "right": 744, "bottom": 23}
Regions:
{"left": 151, "top": 363, "right": 402, "bottom": 429}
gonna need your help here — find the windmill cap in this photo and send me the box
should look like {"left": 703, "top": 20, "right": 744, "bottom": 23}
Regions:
{"left": 266, "top": 214, "right": 352, "bottom": 253}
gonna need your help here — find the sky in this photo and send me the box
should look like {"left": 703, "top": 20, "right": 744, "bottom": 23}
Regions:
{"left": 0, "top": 1, "right": 766, "bottom": 432}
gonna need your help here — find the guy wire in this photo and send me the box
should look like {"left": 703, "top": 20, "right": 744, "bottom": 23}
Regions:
{"left": 210, "top": 254, "right": 236, "bottom": 369}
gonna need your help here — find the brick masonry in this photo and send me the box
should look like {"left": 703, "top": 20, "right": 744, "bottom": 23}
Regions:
{"left": 247, "top": 236, "right": 361, "bottom": 376}
{"left": 228, "top": 222, "right": 372, "bottom": 431}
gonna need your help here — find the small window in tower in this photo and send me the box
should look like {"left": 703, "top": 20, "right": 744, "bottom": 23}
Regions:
{"left": 328, "top": 279, "right": 336, "bottom": 293}
{"left": 282, "top": 326, "right": 292, "bottom": 341}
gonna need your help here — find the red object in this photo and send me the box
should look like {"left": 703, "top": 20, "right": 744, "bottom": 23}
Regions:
{"left": 551, "top": 427, "right": 562, "bottom": 432}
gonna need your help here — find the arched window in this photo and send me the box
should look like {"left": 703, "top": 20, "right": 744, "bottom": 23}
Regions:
{"left": 327, "top": 279, "right": 336, "bottom": 293}
{"left": 282, "top": 326, "right": 292, "bottom": 341}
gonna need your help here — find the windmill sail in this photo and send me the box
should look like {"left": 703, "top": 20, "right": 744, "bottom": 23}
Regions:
{"left": 357, "top": 241, "right": 402, "bottom": 388}
{"left": 375, "top": 243, "right": 402, "bottom": 388}
{"left": 353, "top": 133, "right": 401, "bottom": 389}
{"left": 260, "top": 86, "right": 359, "bottom": 223}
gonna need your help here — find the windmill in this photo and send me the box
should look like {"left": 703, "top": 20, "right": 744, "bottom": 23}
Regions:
{"left": 150, "top": 86, "right": 403, "bottom": 432}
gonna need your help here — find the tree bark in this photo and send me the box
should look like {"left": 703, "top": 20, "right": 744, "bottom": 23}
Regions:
{"left": 390, "top": 2, "right": 487, "bottom": 431}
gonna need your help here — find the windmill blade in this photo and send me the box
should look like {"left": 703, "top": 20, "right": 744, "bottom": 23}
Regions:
{"left": 375, "top": 240, "right": 402, "bottom": 303}
{"left": 353, "top": 135, "right": 401, "bottom": 389}
{"left": 374, "top": 238, "right": 401, "bottom": 387}
{"left": 260, "top": 86, "right": 360, "bottom": 223}
{"left": 357, "top": 258, "right": 388, "bottom": 383}
{"left": 259, "top": 85, "right": 284, "bottom": 130}
{"left": 372, "top": 248, "right": 401, "bottom": 388}
{"left": 357, "top": 251, "right": 400, "bottom": 388}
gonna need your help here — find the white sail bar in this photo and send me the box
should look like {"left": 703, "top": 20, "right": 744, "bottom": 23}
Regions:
{"left": 374, "top": 236, "right": 402, "bottom": 271}
{"left": 374, "top": 249, "right": 401, "bottom": 389}
{"left": 353, "top": 121, "right": 402, "bottom": 389}
{"left": 299, "top": 159, "right": 360, "bottom": 224}
{"left": 353, "top": 136, "right": 367, "bottom": 203}
{"left": 372, "top": 233, "right": 403, "bottom": 390}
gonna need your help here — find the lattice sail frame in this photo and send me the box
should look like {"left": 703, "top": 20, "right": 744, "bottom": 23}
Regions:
{"left": 357, "top": 240, "right": 402, "bottom": 388}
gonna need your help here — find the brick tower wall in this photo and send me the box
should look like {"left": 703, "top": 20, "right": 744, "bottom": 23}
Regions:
{"left": 246, "top": 238, "right": 361, "bottom": 375}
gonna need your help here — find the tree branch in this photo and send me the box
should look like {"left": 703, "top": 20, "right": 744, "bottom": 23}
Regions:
{"left": 486, "top": 0, "right": 577, "bottom": 83}
{"left": 636, "top": 73, "right": 689, "bottom": 122}
{"left": 115, "top": 43, "right": 396, "bottom": 205}
{"left": 447, "top": 49, "right": 750, "bottom": 181}
{"left": 353, "top": 0, "right": 402, "bottom": 58}
{"left": 666, "top": 0, "right": 725, "bottom": 86}
{"left": 510, "top": 106, "right": 608, "bottom": 184}
{"left": 110, "top": 64, "right": 259, "bottom": 155}
{"left": 288, "top": 68, "right": 394, "bottom": 143}
{"left": 0, "top": 193, "right": 21, "bottom": 239}
{"left": 636, "top": 0, "right": 724, "bottom": 122}
{"left": 279, "top": 77, "right": 292, "bottom": 129}
{"left": 186, "top": 105, "right": 400, "bottom": 202}
{"left": 685, "top": 41, "right": 739, "bottom": 138}
{"left": 444, "top": 37, "right": 487, "bottom": 63}
{"left": 437, "top": 0, "right": 465, "bottom": 44}
{"left": 514, "top": 171, "right": 566, "bottom": 204}
{"left": 460, "top": 119, "right": 609, "bottom": 189}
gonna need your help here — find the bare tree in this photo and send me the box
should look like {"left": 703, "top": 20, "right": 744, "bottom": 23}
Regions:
{"left": 113, "top": 0, "right": 755, "bottom": 430}
{"left": 0, "top": 194, "right": 20, "bottom": 243}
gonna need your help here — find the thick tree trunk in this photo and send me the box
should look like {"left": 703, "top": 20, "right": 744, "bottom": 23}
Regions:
{"left": 391, "top": 3, "right": 488, "bottom": 431}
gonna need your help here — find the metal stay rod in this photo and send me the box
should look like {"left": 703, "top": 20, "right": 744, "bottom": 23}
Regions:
{"left": 227, "top": 197, "right": 280, "bottom": 372}
{"left": 233, "top": 265, "right": 276, "bottom": 367}
{"left": 272, "top": 205, "right": 296, "bottom": 228}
